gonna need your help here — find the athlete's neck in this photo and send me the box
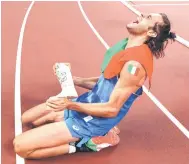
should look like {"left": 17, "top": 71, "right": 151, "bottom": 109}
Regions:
{"left": 126, "top": 34, "right": 147, "bottom": 49}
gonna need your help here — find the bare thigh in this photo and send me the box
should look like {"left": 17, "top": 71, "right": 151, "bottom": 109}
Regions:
{"left": 32, "top": 110, "right": 65, "bottom": 127}
{"left": 14, "top": 121, "right": 78, "bottom": 153}
{"left": 22, "top": 103, "right": 65, "bottom": 125}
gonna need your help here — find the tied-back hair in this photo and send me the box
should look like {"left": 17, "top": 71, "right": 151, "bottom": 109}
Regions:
{"left": 145, "top": 13, "right": 176, "bottom": 59}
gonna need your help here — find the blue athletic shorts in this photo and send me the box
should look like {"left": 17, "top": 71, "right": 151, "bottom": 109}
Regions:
{"left": 64, "top": 110, "right": 91, "bottom": 147}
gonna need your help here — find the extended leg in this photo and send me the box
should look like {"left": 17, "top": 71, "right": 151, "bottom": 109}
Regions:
{"left": 13, "top": 121, "right": 78, "bottom": 159}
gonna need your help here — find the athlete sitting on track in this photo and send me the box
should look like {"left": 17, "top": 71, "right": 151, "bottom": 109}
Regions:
{"left": 13, "top": 13, "right": 176, "bottom": 159}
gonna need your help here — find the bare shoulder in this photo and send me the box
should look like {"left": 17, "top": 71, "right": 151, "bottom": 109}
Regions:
{"left": 120, "top": 60, "right": 146, "bottom": 86}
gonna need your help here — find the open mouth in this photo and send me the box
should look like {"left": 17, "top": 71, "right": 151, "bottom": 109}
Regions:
{"left": 133, "top": 20, "right": 139, "bottom": 24}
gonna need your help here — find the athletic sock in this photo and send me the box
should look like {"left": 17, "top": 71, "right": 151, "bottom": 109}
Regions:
{"left": 68, "top": 145, "right": 76, "bottom": 154}
{"left": 69, "top": 141, "right": 94, "bottom": 152}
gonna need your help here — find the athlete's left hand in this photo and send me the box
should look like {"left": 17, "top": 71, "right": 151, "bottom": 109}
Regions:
{"left": 46, "top": 97, "right": 70, "bottom": 111}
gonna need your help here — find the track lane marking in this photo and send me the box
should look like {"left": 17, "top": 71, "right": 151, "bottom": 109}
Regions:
{"left": 15, "top": 1, "right": 35, "bottom": 163}
{"left": 131, "top": 3, "right": 189, "bottom": 6}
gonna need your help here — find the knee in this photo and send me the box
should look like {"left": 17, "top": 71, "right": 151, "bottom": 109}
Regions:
{"left": 21, "top": 114, "right": 28, "bottom": 125}
{"left": 21, "top": 113, "right": 33, "bottom": 126}
{"left": 13, "top": 137, "right": 30, "bottom": 158}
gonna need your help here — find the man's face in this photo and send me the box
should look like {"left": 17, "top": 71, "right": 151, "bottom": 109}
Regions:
{"left": 127, "top": 13, "right": 163, "bottom": 36}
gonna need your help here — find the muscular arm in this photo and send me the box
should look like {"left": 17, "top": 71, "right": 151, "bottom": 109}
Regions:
{"left": 67, "top": 61, "right": 146, "bottom": 117}
{"left": 73, "top": 76, "right": 99, "bottom": 90}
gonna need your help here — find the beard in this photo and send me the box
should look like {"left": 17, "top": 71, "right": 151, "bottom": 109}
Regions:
{"left": 126, "top": 24, "right": 148, "bottom": 36}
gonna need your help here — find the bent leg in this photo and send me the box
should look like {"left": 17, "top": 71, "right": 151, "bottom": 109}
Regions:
{"left": 13, "top": 121, "right": 78, "bottom": 159}
{"left": 32, "top": 111, "right": 65, "bottom": 127}
{"left": 21, "top": 103, "right": 55, "bottom": 126}
{"left": 26, "top": 144, "right": 70, "bottom": 159}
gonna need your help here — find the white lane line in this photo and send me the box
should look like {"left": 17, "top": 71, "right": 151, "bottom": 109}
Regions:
{"left": 15, "top": 1, "right": 35, "bottom": 163}
{"left": 176, "top": 35, "right": 189, "bottom": 48}
{"left": 78, "top": 1, "right": 109, "bottom": 49}
{"left": 77, "top": 1, "right": 189, "bottom": 139}
{"left": 132, "top": 3, "right": 189, "bottom": 6}
{"left": 121, "top": 0, "right": 189, "bottom": 48}
{"left": 0, "top": 3, "right": 2, "bottom": 164}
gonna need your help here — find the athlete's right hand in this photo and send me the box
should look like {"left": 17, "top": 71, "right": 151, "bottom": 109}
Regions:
{"left": 46, "top": 96, "right": 60, "bottom": 110}
{"left": 46, "top": 97, "right": 70, "bottom": 111}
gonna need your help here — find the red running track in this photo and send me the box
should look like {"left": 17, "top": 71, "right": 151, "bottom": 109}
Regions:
{"left": 2, "top": 2, "right": 189, "bottom": 164}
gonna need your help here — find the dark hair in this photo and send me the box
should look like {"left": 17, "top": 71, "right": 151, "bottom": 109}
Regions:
{"left": 145, "top": 13, "right": 176, "bottom": 59}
